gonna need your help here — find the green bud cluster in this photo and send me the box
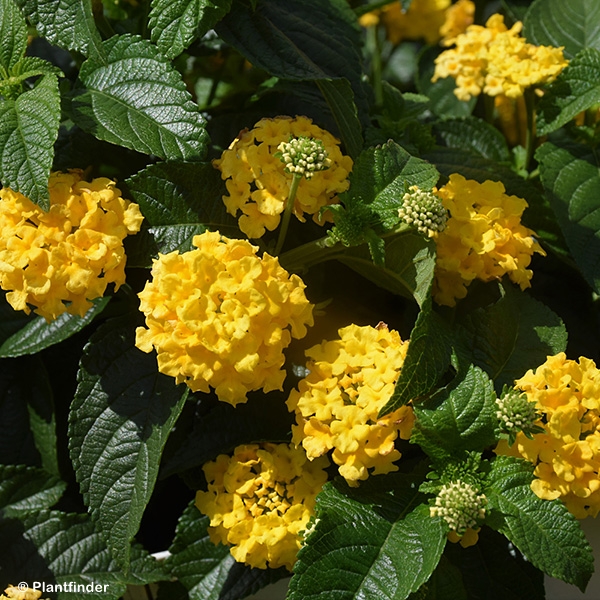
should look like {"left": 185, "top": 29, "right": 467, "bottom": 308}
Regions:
{"left": 398, "top": 186, "right": 448, "bottom": 238}
{"left": 276, "top": 136, "right": 330, "bottom": 179}
{"left": 430, "top": 480, "right": 486, "bottom": 534}
{"left": 496, "top": 388, "right": 544, "bottom": 443}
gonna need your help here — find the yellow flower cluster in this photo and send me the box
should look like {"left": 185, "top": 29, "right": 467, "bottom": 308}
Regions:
{"left": 214, "top": 116, "right": 353, "bottom": 238}
{"left": 432, "top": 14, "right": 568, "bottom": 101}
{"left": 195, "top": 443, "right": 329, "bottom": 570}
{"left": 1, "top": 587, "right": 47, "bottom": 600}
{"left": 0, "top": 171, "right": 143, "bottom": 321}
{"left": 496, "top": 353, "right": 600, "bottom": 518}
{"left": 287, "top": 323, "right": 415, "bottom": 485}
{"left": 433, "top": 174, "right": 545, "bottom": 307}
{"left": 360, "top": 0, "right": 474, "bottom": 47}
{"left": 135, "top": 231, "right": 314, "bottom": 405}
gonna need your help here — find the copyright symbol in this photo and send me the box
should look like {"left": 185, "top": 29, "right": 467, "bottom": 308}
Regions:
{"left": 17, "top": 582, "right": 28, "bottom": 591}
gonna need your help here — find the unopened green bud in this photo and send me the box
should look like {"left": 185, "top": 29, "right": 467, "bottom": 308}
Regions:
{"left": 276, "top": 136, "right": 331, "bottom": 179}
{"left": 398, "top": 186, "right": 447, "bottom": 238}
{"left": 496, "top": 388, "right": 544, "bottom": 443}
{"left": 430, "top": 480, "right": 486, "bottom": 534}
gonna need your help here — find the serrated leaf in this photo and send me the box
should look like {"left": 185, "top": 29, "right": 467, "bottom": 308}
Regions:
{"left": 537, "top": 140, "right": 600, "bottom": 293}
{"left": 412, "top": 555, "right": 467, "bottom": 600}
{"left": 165, "top": 501, "right": 288, "bottom": 600}
{"left": 12, "top": 0, "right": 104, "bottom": 57}
{"left": 442, "top": 527, "right": 545, "bottom": 600}
{"left": 0, "top": 464, "right": 65, "bottom": 517}
{"left": 70, "top": 35, "right": 209, "bottom": 161}
{"left": 524, "top": 0, "right": 600, "bottom": 60}
{"left": 537, "top": 48, "right": 600, "bottom": 135}
{"left": 432, "top": 117, "right": 511, "bottom": 163}
{"left": 456, "top": 283, "right": 567, "bottom": 392}
{"left": 316, "top": 78, "right": 363, "bottom": 159}
{"left": 289, "top": 476, "right": 446, "bottom": 600}
{"left": 339, "top": 232, "right": 436, "bottom": 307}
{"left": 149, "top": 0, "right": 233, "bottom": 59}
{"left": 69, "top": 314, "right": 188, "bottom": 569}
{"left": 0, "top": 356, "right": 54, "bottom": 469}
{"left": 412, "top": 366, "right": 498, "bottom": 460}
{"left": 487, "top": 456, "right": 593, "bottom": 591}
{"left": 215, "top": 0, "right": 368, "bottom": 124}
{"left": 348, "top": 141, "right": 440, "bottom": 210}
{"left": 0, "top": 296, "right": 109, "bottom": 358}
{"left": 380, "top": 297, "right": 452, "bottom": 416}
{"left": 0, "top": 510, "right": 166, "bottom": 596}
{"left": 124, "top": 161, "right": 238, "bottom": 263}
{"left": 0, "top": 0, "right": 27, "bottom": 71}
{"left": 0, "top": 73, "right": 61, "bottom": 209}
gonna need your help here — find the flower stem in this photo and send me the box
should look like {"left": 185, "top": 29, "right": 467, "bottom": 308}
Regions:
{"left": 279, "top": 235, "right": 344, "bottom": 272}
{"left": 274, "top": 173, "right": 302, "bottom": 255}
{"left": 524, "top": 88, "right": 537, "bottom": 173}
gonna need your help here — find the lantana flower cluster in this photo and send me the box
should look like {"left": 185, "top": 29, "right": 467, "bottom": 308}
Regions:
{"left": 1, "top": 587, "right": 48, "bottom": 600}
{"left": 214, "top": 116, "right": 353, "bottom": 238}
{"left": 0, "top": 170, "right": 143, "bottom": 321}
{"left": 432, "top": 14, "right": 568, "bottom": 101}
{"left": 433, "top": 173, "right": 545, "bottom": 307}
{"left": 360, "top": 0, "right": 474, "bottom": 47}
{"left": 287, "top": 323, "right": 415, "bottom": 485}
{"left": 195, "top": 443, "right": 329, "bottom": 570}
{"left": 497, "top": 353, "right": 600, "bottom": 518}
{"left": 135, "top": 231, "right": 314, "bottom": 405}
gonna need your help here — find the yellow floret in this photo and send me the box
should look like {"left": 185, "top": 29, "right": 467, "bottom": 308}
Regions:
{"left": 433, "top": 173, "right": 545, "bottom": 306}
{"left": 135, "top": 230, "right": 314, "bottom": 405}
{"left": 195, "top": 443, "right": 328, "bottom": 570}
{"left": 0, "top": 170, "right": 143, "bottom": 321}
{"left": 287, "top": 323, "right": 414, "bottom": 485}
{"left": 496, "top": 353, "right": 600, "bottom": 518}
{"left": 214, "top": 116, "right": 353, "bottom": 238}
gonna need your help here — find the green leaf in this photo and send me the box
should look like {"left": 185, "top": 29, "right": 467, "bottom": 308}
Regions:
{"left": 339, "top": 233, "right": 436, "bottom": 307}
{"left": 165, "top": 501, "right": 288, "bottom": 600}
{"left": 0, "top": 73, "right": 61, "bottom": 209}
{"left": 487, "top": 456, "right": 594, "bottom": 591}
{"left": 0, "top": 464, "right": 65, "bottom": 517}
{"left": 501, "top": 0, "right": 531, "bottom": 23}
{"left": 69, "top": 314, "right": 188, "bottom": 569}
{"left": 0, "top": 356, "right": 54, "bottom": 469}
{"left": 70, "top": 35, "right": 209, "bottom": 161}
{"left": 0, "top": 510, "right": 166, "bottom": 596}
{"left": 124, "top": 161, "right": 238, "bottom": 264}
{"left": 456, "top": 283, "right": 567, "bottom": 392}
{"left": 348, "top": 141, "right": 440, "bottom": 211}
{"left": 12, "top": 0, "right": 104, "bottom": 57}
{"left": 380, "top": 297, "right": 452, "bottom": 416}
{"left": 537, "top": 140, "right": 600, "bottom": 293}
{"left": 442, "top": 527, "right": 545, "bottom": 600}
{"left": 215, "top": 0, "right": 368, "bottom": 124}
{"left": 149, "top": 0, "right": 233, "bottom": 59}
{"left": 412, "top": 366, "right": 498, "bottom": 461}
{"left": 0, "top": 296, "right": 110, "bottom": 358}
{"left": 0, "top": 0, "right": 27, "bottom": 71}
{"left": 524, "top": 0, "right": 600, "bottom": 59}
{"left": 289, "top": 476, "right": 446, "bottom": 600}
{"left": 432, "top": 117, "right": 511, "bottom": 163}
{"left": 537, "top": 48, "right": 600, "bottom": 135}
{"left": 316, "top": 79, "right": 363, "bottom": 159}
